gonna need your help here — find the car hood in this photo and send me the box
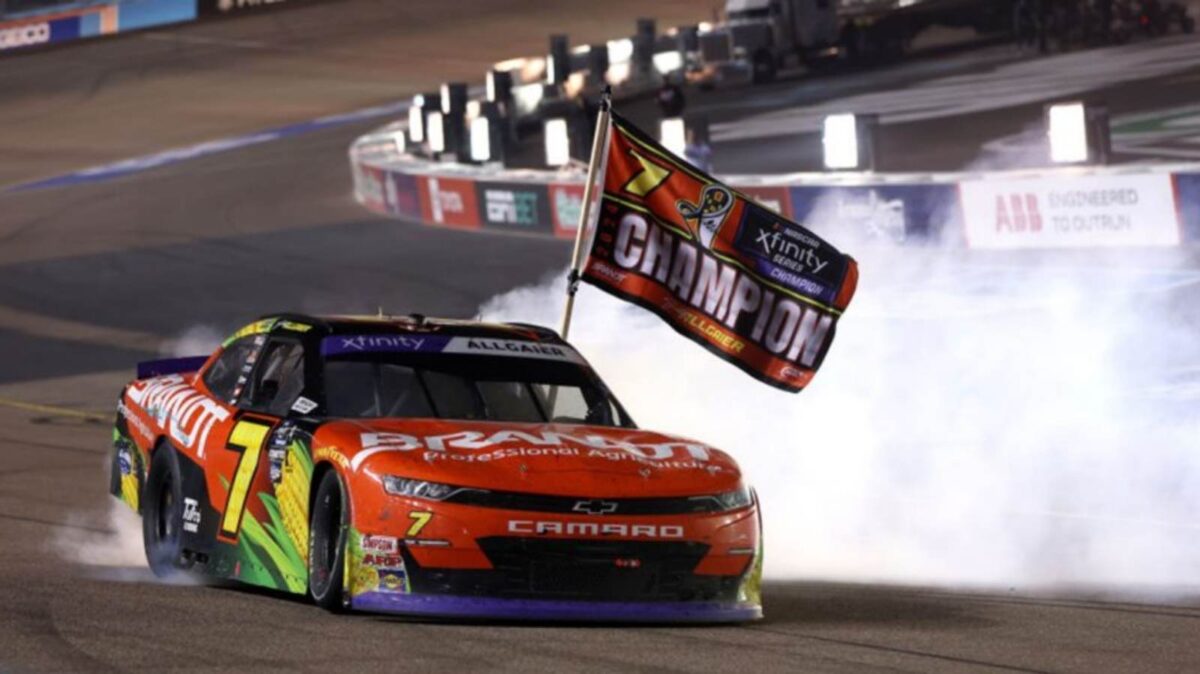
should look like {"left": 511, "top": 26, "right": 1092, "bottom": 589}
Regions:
{"left": 315, "top": 418, "right": 742, "bottom": 498}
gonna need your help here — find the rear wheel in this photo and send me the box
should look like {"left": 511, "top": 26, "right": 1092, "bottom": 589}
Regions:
{"left": 308, "top": 470, "right": 349, "bottom": 611}
{"left": 142, "top": 444, "right": 190, "bottom": 577}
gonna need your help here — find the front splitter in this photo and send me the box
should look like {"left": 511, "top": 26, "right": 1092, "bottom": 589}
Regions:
{"left": 351, "top": 591, "right": 762, "bottom": 623}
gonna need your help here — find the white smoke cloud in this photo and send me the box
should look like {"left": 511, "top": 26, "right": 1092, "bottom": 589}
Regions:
{"left": 160, "top": 324, "right": 225, "bottom": 358}
{"left": 52, "top": 499, "right": 150, "bottom": 578}
{"left": 479, "top": 228, "right": 1200, "bottom": 591}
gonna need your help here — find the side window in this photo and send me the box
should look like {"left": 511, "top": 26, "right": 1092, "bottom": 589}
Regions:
{"left": 243, "top": 340, "right": 306, "bottom": 416}
{"left": 202, "top": 339, "right": 257, "bottom": 403}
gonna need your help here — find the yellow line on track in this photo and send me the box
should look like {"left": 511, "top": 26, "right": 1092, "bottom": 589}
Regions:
{"left": 0, "top": 396, "right": 107, "bottom": 422}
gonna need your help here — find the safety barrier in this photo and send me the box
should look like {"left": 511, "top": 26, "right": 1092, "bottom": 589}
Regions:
{"left": 350, "top": 125, "right": 1200, "bottom": 250}
{"left": 0, "top": 0, "right": 309, "bottom": 53}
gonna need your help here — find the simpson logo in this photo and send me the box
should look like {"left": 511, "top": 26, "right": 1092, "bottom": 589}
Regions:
{"left": 182, "top": 498, "right": 202, "bottom": 533}
{"left": 508, "top": 520, "right": 685, "bottom": 539}
{"left": 361, "top": 535, "right": 399, "bottom": 555}
{"left": 677, "top": 185, "right": 734, "bottom": 249}
{"left": 0, "top": 23, "right": 50, "bottom": 50}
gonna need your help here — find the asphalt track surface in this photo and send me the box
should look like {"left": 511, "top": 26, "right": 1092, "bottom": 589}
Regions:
{"left": 1, "top": 4, "right": 1199, "bottom": 672}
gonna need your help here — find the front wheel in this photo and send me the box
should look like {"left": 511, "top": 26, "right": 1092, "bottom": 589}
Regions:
{"left": 142, "top": 444, "right": 190, "bottom": 577}
{"left": 308, "top": 469, "right": 349, "bottom": 611}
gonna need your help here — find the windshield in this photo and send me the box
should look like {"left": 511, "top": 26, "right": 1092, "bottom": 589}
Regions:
{"left": 320, "top": 336, "right": 632, "bottom": 427}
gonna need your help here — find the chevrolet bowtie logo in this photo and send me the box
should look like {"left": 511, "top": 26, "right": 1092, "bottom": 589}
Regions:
{"left": 572, "top": 499, "right": 618, "bottom": 515}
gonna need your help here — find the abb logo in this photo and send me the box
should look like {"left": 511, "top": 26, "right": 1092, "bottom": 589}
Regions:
{"left": 995, "top": 194, "right": 1043, "bottom": 233}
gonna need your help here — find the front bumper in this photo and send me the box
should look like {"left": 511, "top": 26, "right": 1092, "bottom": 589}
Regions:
{"left": 344, "top": 497, "right": 763, "bottom": 622}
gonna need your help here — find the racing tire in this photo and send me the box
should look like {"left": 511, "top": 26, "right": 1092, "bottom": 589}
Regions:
{"left": 142, "top": 443, "right": 190, "bottom": 578}
{"left": 308, "top": 469, "right": 349, "bottom": 612}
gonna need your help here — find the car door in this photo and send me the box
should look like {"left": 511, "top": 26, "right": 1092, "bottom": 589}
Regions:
{"left": 207, "top": 335, "right": 314, "bottom": 591}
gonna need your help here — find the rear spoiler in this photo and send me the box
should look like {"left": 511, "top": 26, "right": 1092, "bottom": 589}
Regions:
{"left": 136, "top": 355, "right": 209, "bottom": 380}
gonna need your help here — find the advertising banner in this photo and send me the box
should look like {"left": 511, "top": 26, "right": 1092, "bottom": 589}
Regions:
{"left": 0, "top": 13, "right": 80, "bottom": 51}
{"left": 788, "top": 184, "right": 962, "bottom": 244}
{"left": 384, "top": 171, "right": 421, "bottom": 220}
{"left": 582, "top": 113, "right": 859, "bottom": 393}
{"left": 355, "top": 164, "right": 386, "bottom": 213}
{"left": 960, "top": 173, "right": 1180, "bottom": 249}
{"left": 1171, "top": 173, "right": 1200, "bottom": 243}
{"left": 198, "top": 0, "right": 290, "bottom": 17}
{"left": 418, "top": 176, "right": 480, "bottom": 230}
{"left": 473, "top": 181, "right": 552, "bottom": 234}
{"left": 548, "top": 182, "right": 585, "bottom": 239}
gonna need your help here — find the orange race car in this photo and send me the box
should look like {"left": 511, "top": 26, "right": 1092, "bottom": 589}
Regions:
{"left": 110, "top": 314, "right": 762, "bottom": 622}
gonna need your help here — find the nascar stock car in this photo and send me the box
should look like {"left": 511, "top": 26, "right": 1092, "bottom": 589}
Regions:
{"left": 110, "top": 314, "right": 762, "bottom": 622}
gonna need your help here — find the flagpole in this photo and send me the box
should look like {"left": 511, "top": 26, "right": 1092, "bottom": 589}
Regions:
{"left": 560, "top": 85, "right": 612, "bottom": 340}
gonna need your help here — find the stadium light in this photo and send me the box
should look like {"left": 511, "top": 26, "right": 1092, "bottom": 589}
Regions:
{"left": 427, "top": 111, "right": 445, "bottom": 154}
{"left": 1047, "top": 100, "right": 1115, "bottom": 165}
{"left": 660, "top": 117, "right": 686, "bottom": 157}
{"left": 544, "top": 118, "right": 571, "bottom": 167}
{"left": 470, "top": 116, "right": 492, "bottom": 162}
{"left": 822, "top": 113, "right": 877, "bottom": 171}
{"left": 409, "top": 95, "right": 426, "bottom": 143}
{"left": 1047, "top": 103, "right": 1088, "bottom": 163}
{"left": 823, "top": 114, "right": 859, "bottom": 170}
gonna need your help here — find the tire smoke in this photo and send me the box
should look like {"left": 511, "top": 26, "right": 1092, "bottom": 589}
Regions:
{"left": 479, "top": 230, "right": 1200, "bottom": 592}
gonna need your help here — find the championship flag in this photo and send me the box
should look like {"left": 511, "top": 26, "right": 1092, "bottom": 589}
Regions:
{"left": 570, "top": 110, "right": 859, "bottom": 393}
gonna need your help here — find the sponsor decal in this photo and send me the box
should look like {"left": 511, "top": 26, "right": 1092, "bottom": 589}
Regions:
{"left": 320, "top": 334, "right": 584, "bottom": 363}
{"left": 960, "top": 174, "right": 1180, "bottom": 249}
{"left": 314, "top": 446, "right": 349, "bottom": 469}
{"left": 581, "top": 113, "right": 858, "bottom": 393}
{"left": 183, "top": 498, "right": 202, "bottom": 533}
{"left": 223, "top": 319, "right": 276, "bottom": 347}
{"left": 508, "top": 520, "right": 685, "bottom": 539}
{"left": 419, "top": 177, "right": 480, "bottom": 229}
{"left": 378, "top": 568, "right": 408, "bottom": 593}
{"left": 475, "top": 182, "right": 551, "bottom": 231}
{"left": 353, "top": 430, "right": 715, "bottom": 471}
{"left": 277, "top": 320, "right": 312, "bottom": 333}
{"left": 572, "top": 499, "right": 618, "bottom": 515}
{"left": 361, "top": 535, "right": 399, "bottom": 555}
{"left": 290, "top": 396, "right": 318, "bottom": 415}
{"left": 126, "top": 375, "right": 231, "bottom": 456}
{"left": 549, "top": 183, "right": 585, "bottom": 238}
{"left": 117, "top": 400, "right": 154, "bottom": 444}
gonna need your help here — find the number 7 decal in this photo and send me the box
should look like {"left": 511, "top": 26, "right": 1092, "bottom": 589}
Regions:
{"left": 220, "top": 418, "right": 274, "bottom": 540}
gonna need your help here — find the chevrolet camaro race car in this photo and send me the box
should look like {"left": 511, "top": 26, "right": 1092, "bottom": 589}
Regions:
{"left": 110, "top": 314, "right": 762, "bottom": 622}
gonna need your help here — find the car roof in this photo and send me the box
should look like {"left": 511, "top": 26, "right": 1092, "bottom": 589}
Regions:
{"left": 260, "top": 312, "right": 565, "bottom": 344}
